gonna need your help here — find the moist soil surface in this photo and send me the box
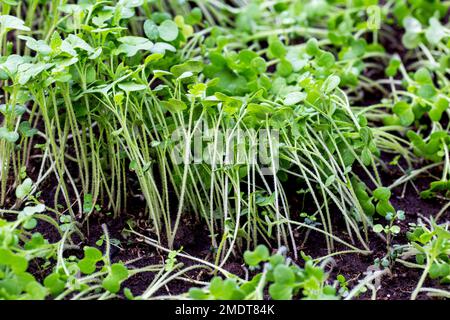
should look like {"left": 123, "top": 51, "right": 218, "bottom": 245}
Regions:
{"left": 3, "top": 11, "right": 449, "bottom": 300}
{"left": 21, "top": 150, "right": 448, "bottom": 300}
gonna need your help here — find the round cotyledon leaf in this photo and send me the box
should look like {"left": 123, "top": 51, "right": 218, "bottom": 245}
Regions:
{"left": 158, "top": 20, "right": 179, "bottom": 42}
{"left": 243, "top": 245, "right": 270, "bottom": 267}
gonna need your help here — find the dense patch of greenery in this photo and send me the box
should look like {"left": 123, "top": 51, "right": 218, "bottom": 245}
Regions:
{"left": 0, "top": 0, "right": 449, "bottom": 300}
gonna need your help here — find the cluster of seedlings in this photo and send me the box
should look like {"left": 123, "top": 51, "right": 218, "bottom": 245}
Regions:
{"left": 0, "top": 0, "right": 449, "bottom": 300}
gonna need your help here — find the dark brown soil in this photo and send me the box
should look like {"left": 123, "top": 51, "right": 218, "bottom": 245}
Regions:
{"left": 2, "top": 13, "right": 448, "bottom": 301}
{"left": 23, "top": 156, "right": 447, "bottom": 300}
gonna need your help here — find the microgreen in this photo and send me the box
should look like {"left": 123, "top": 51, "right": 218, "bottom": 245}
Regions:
{"left": 190, "top": 246, "right": 339, "bottom": 300}
{"left": 0, "top": 0, "right": 449, "bottom": 302}
{"left": 15, "top": 178, "right": 33, "bottom": 200}
{"left": 77, "top": 247, "right": 103, "bottom": 275}
{"left": 403, "top": 220, "right": 450, "bottom": 299}
{"left": 102, "top": 263, "right": 129, "bottom": 293}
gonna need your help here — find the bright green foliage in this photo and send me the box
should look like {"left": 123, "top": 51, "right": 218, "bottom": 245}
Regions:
{"left": 190, "top": 246, "right": 338, "bottom": 300}
{"left": 0, "top": 0, "right": 449, "bottom": 302}
{"left": 77, "top": 247, "right": 103, "bottom": 275}
{"left": 15, "top": 178, "right": 33, "bottom": 199}
{"left": 102, "top": 263, "right": 129, "bottom": 293}
{"left": 406, "top": 221, "right": 450, "bottom": 292}
{"left": 243, "top": 245, "right": 270, "bottom": 267}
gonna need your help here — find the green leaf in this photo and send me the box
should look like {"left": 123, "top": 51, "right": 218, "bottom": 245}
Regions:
{"left": 283, "top": 92, "right": 306, "bottom": 106}
{"left": 269, "top": 283, "right": 293, "bottom": 300}
{"left": 269, "top": 254, "right": 285, "bottom": 267}
{"left": 78, "top": 246, "right": 103, "bottom": 275}
{"left": 161, "top": 98, "right": 187, "bottom": 113}
{"left": 102, "top": 263, "right": 129, "bottom": 293}
{"left": 19, "top": 121, "right": 38, "bottom": 137}
{"left": 118, "top": 82, "right": 147, "bottom": 92}
{"left": 111, "top": 263, "right": 129, "bottom": 279}
{"left": 0, "top": 55, "right": 25, "bottom": 78}
{"left": 251, "top": 57, "right": 267, "bottom": 73}
{"left": 23, "top": 218, "right": 37, "bottom": 230}
{"left": 273, "top": 265, "right": 295, "bottom": 285}
{"left": 65, "top": 34, "right": 95, "bottom": 53}
{"left": 386, "top": 57, "right": 401, "bottom": 77}
{"left": 268, "top": 36, "right": 286, "bottom": 59}
{"left": 16, "top": 178, "right": 33, "bottom": 199}
{"left": 186, "top": 8, "right": 202, "bottom": 25}
{"left": 397, "top": 210, "right": 406, "bottom": 220}
{"left": 428, "top": 263, "right": 449, "bottom": 279}
{"left": 361, "top": 199, "right": 375, "bottom": 216}
{"left": 373, "top": 187, "right": 391, "bottom": 201}
{"left": 243, "top": 245, "right": 270, "bottom": 267}
{"left": 144, "top": 19, "right": 159, "bottom": 40}
{"left": 20, "top": 204, "right": 45, "bottom": 217}
{"left": 0, "top": 15, "right": 30, "bottom": 31}
{"left": 18, "top": 36, "right": 51, "bottom": 55}
{"left": 124, "top": 288, "right": 135, "bottom": 300}
{"left": 317, "top": 51, "right": 335, "bottom": 68}
{"left": 158, "top": 20, "right": 179, "bottom": 42}
{"left": 24, "top": 233, "right": 45, "bottom": 250}
{"left": 0, "top": 104, "right": 26, "bottom": 116}
{"left": 25, "top": 281, "right": 47, "bottom": 300}
{"left": 44, "top": 273, "right": 66, "bottom": 296}
{"left": 425, "top": 18, "right": 446, "bottom": 45}
{"left": 429, "top": 98, "right": 448, "bottom": 122}
{"left": 150, "top": 42, "right": 176, "bottom": 54}
{"left": 83, "top": 194, "right": 93, "bottom": 214}
{"left": 214, "top": 278, "right": 244, "bottom": 299}
{"left": 189, "top": 287, "right": 210, "bottom": 300}
{"left": 390, "top": 225, "right": 401, "bottom": 234}
{"left": 361, "top": 147, "right": 372, "bottom": 166}
{"left": 50, "top": 31, "right": 62, "bottom": 50}
{"left": 277, "top": 59, "right": 293, "bottom": 77}
{"left": 0, "top": 248, "right": 28, "bottom": 273}
{"left": 77, "top": 260, "right": 96, "bottom": 275}
{"left": 170, "top": 60, "right": 203, "bottom": 78}
{"left": 305, "top": 38, "right": 320, "bottom": 56}
{"left": 0, "top": 126, "right": 19, "bottom": 143}
{"left": 188, "top": 83, "right": 207, "bottom": 97}
{"left": 101, "top": 276, "right": 121, "bottom": 293}
{"left": 246, "top": 103, "right": 274, "bottom": 120}
{"left": 403, "top": 16, "right": 422, "bottom": 33}
{"left": 373, "top": 224, "right": 384, "bottom": 233}
{"left": 84, "top": 247, "right": 102, "bottom": 260}
{"left": 322, "top": 75, "right": 340, "bottom": 93}
{"left": 392, "top": 101, "right": 414, "bottom": 126}
{"left": 376, "top": 199, "right": 395, "bottom": 217}
{"left": 402, "top": 32, "right": 421, "bottom": 49}
{"left": 414, "top": 68, "right": 432, "bottom": 84}
{"left": 17, "top": 62, "right": 53, "bottom": 85}
{"left": 417, "top": 84, "right": 436, "bottom": 99}
{"left": 115, "top": 36, "right": 153, "bottom": 57}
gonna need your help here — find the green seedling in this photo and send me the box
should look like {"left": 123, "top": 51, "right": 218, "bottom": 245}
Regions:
{"left": 102, "top": 263, "right": 129, "bottom": 293}
{"left": 404, "top": 220, "right": 450, "bottom": 299}
{"left": 15, "top": 178, "right": 33, "bottom": 200}
{"left": 373, "top": 187, "right": 395, "bottom": 217}
{"left": 0, "top": 0, "right": 449, "bottom": 302}
{"left": 77, "top": 247, "right": 103, "bottom": 275}
{"left": 190, "top": 245, "right": 338, "bottom": 300}
{"left": 165, "top": 247, "right": 183, "bottom": 272}
{"left": 373, "top": 210, "right": 406, "bottom": 267}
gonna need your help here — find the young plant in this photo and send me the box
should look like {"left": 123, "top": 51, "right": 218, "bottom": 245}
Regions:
{"left": 189, "top": 245, "right": 339, "bottom": 300}
{"left": 402, "top": 219, "right": 450, "bottom": 300}
{"left": 373, "top": 210, "right": 405, "bottom": 267}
